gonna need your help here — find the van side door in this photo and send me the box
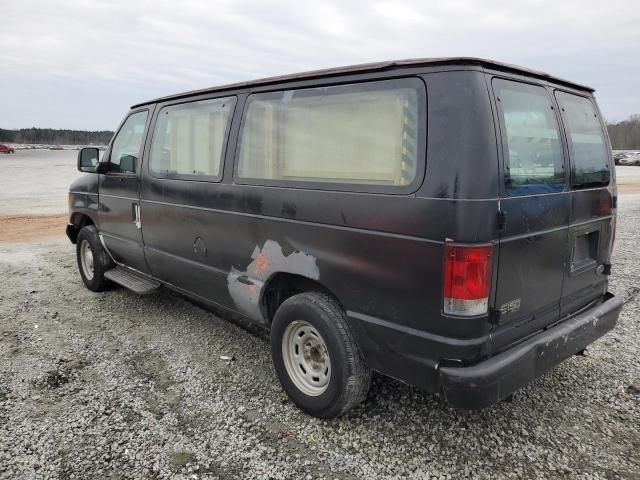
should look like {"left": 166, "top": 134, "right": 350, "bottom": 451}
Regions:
{"left": 490, "top": 78, "right": 570, "bottom": 352}
{"left": 98, "top": 108, "right": 152, "bottom": 274}
{"left": 554, "top": 91, "right": 615, "bottom": 316}
{"left": 139, "top": 96, "right": 237, "bottom": 301}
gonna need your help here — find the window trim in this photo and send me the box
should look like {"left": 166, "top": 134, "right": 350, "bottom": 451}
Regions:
{"left": 105, "top": 108, "right": 150, "bottom": 176}
{"left": 147, "top": 95, "right": 237, "bottom": 183}
{"left": 553, "top": 89, "right": 611, "bottom": 189}
{"left": 491, "top": 77, "right": 568, "bottom": 197}
{"left": 232, "top": 77, "right": 427, "bottom": 195}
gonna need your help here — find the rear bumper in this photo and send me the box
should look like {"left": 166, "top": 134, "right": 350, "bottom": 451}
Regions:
{"left": 439, "top": 293, "right": 623, "bottom": 409}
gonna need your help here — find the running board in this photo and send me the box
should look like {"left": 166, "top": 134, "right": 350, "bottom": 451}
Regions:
{"left": 104, "top": 266, "right": 160, "bottom": 295}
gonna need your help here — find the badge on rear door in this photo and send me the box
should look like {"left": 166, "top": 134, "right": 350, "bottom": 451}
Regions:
{"left": 499, "top": 298, "right": 521, "bottom": 315}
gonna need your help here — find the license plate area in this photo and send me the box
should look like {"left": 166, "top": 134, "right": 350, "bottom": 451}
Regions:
{"left": 570, "top": 228, "right": 600, "bottom": 275}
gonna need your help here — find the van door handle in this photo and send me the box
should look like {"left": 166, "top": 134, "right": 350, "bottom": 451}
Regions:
{"left": 132, "top": 203, "right": 141, "bottom": 229}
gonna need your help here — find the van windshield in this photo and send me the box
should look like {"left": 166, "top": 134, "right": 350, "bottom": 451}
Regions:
{"left": 555, "top": 92, "right": 610, "bottom": 188}
{"left": 494, "top": 79, "right": 565, "bottom": 195}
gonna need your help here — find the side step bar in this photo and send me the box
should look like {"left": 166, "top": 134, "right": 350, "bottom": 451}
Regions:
{"left": 104, "top": 266, "right": 160, "bottom": 295}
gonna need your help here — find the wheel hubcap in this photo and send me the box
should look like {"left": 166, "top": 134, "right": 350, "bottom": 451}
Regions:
{"left": 80, "top": 240, "right": 95, "bottom": 281}
{"left": 282, "top": 320, "right": 331, "bottom": 396}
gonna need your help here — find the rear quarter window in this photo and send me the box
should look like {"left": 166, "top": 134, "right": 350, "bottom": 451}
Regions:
{"left": 493, "top": 79, "right": 565, "bottom": 196}
{"left": 555, "top": 92, "right": 610, "bottom": 188}
{"left": 235, "top": 78, "right": 426, "bottom": 193}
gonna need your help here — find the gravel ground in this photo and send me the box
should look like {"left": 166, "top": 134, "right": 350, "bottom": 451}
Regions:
{"left": 0, "top": 196, "right": 639, "bottom": 480}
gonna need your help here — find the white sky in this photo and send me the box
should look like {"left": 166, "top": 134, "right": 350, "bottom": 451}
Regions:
{"left": 1, "top": 0, "right": 638, "bottom": 130}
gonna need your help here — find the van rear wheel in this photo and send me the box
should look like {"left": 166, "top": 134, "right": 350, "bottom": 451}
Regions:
{"left": 270, "top": 292, "right": 371, "bottom": 418}
{"left": 76, "top": 225, "right": 114, "bottom": 292}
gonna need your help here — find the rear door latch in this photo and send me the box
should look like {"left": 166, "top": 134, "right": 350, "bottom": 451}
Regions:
{"left": 497, "top": 209, "right": 507, "bottom": 231}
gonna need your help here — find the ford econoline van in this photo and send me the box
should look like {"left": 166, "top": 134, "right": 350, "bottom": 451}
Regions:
{"left": 67, "top": 58, "right": 622, "bottom": 418}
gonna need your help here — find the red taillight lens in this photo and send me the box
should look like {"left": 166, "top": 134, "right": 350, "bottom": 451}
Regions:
{"left": 444, "top": 244, "right": 493, "bottom": 316}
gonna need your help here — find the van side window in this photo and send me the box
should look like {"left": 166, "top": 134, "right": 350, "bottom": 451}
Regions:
{"left": 555, "top": 92, "right": 610, "bottom": 188}
{"left": 493, "top": 79, "right": 565, "bottom": 195}
{"left": 109, "top": 110, "right": 148, "bottom": 173}
{"left": 237, "top": 79, "right": 423, "bottom": 189}
{"left": 150, "top": 97, "right": 235, "bottom": 180}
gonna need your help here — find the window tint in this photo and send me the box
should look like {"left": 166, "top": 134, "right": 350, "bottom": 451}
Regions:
{"left": 109, "top": 111, "right": 148, "bottom": 173}
{"left": 494, "top": 79, "right": 565, "bottom": 195}
{"left": 555, "top": 92, "right": 610, "bottom": 187}
{"left": 237, "top": 79, "right": 423, "bottom": 189}
{"left": 150, "top": 97, "right": 235, "bottom": 180}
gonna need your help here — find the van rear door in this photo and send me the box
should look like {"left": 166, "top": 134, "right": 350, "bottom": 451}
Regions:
{"left": 554, "top": 91, "right": 614, "bottom": 316}
{"left": 490, "top": 78, "right": 570, "bottom": 352}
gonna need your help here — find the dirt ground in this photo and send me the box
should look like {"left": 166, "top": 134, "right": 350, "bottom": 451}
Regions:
{"left": 0, "top": 214, "right": 68, "bottom": 243}
{"left": 0, "top": 195, "right": 639, "bottom": 479}
{"left": 616, "top": 183, "right": 640, "bottom": 193}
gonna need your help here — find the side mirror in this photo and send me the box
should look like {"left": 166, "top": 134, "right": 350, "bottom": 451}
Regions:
{"left": 77, "top": 148, "right": 100, "bottom": 173}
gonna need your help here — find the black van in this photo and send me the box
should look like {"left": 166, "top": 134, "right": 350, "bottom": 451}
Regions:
{"left": 67, "top": 58, "right": 622, "bottom": 418}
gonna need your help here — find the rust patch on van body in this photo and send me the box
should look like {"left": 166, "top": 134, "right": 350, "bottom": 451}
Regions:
{"left": 227, "top": 240, "right": 320, "bottom": 322}
{"left": 251, "top": 253, "right": 271, "bottom": 275}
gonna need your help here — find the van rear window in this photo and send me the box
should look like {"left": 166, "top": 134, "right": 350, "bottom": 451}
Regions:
{"left": 236, "top": 79, "right": 424, "bottom": 190}
{"left": 494, "top": 79, "right": 565, "bottom": 195}
{"left": 555, "top": 92, "right": 610, "bottom": 188}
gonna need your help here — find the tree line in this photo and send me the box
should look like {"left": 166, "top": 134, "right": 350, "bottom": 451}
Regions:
{"left": 0, "top": 128, "right": 114, "bottom": 146}
{"left": 1, "top": 116, "right": 639, "bottom": 149}
{"left": 607, "top": 115, "right": 640, "bottom": 150}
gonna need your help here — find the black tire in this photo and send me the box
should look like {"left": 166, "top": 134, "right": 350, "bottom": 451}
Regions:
{"left": 76, "top": 225, "right": 114, "bottom": 292}
{"left": 271, "top": 292, "right": 372, "bottom": 418}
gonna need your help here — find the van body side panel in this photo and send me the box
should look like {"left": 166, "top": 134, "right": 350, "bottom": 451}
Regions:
{"left": 139, "top": 183, "right": 499, "bottom": 332}
{"left": 138, "top": 70, "right": 502, "bottom": 390}
{"left": 420, "top": 70, "right": 500, "bottom": 200}
{"left": 68, "top": 174, "right": 100, "bottom": 227}
{"left": 138, "top": 188, "right": 499, "bottom": 390}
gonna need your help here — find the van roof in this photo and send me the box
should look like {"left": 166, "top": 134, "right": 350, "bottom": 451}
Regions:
{"left": 131, "top": 57, "right": 594, "bottom": 108}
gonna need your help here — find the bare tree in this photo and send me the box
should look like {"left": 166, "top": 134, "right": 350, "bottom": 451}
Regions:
{"left": 608, "top": 116, "right": 640, "bottom": 149}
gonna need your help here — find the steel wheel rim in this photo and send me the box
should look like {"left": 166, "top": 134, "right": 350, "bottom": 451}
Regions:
{"left": 282, "top": 320, "right": 331, "bottom": 396}
{"left": 80, "top": 239, "right": 95, "bottom": 281}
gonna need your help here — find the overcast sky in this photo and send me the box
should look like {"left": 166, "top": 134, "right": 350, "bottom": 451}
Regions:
{"left": 1, "top": 0, "right": 638, "bottom": 130}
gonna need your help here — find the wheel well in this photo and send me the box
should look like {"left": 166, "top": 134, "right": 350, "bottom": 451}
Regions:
{"left": 68, "top": 213, "right": 95, "bottom": 243}
{"left": 262, "top": 273, "right": 336, "bottom": 324}
{"left": 71, "top": 213, "right": 94, "bottom": 229}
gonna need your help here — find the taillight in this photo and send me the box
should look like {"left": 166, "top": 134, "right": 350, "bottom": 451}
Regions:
{"left": 443, "top": 244, "right": 493, "bottom": 316}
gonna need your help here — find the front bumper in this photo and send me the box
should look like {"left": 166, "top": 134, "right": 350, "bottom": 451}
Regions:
{"left": 439, "top": 293, "right": 623, "bottom": 409}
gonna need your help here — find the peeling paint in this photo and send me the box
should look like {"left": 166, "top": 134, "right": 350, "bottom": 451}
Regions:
{"left": 227, "top": 240, "right": 320, "bottom": 322}
{"left": 252, "top": 253, "right": 271, "bottom": 275}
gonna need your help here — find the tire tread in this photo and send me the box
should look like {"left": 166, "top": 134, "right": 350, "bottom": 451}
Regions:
{"left": 77, "top": 225, "right": 114, "bottom": 292}
{"left": 277, "top": 291, "right": 371, "bottom": 417}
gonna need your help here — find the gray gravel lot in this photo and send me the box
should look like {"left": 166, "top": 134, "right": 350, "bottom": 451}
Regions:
{"left": 1, "top": 195, "right": 639, "bottom": 480}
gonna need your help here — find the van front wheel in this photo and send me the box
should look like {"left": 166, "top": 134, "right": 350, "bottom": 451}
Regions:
{"left": 271, "top": 292, "right": 371, "bottom": 418}
{"left": 76, "top": 225, "right": 114, "bottom": 292}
